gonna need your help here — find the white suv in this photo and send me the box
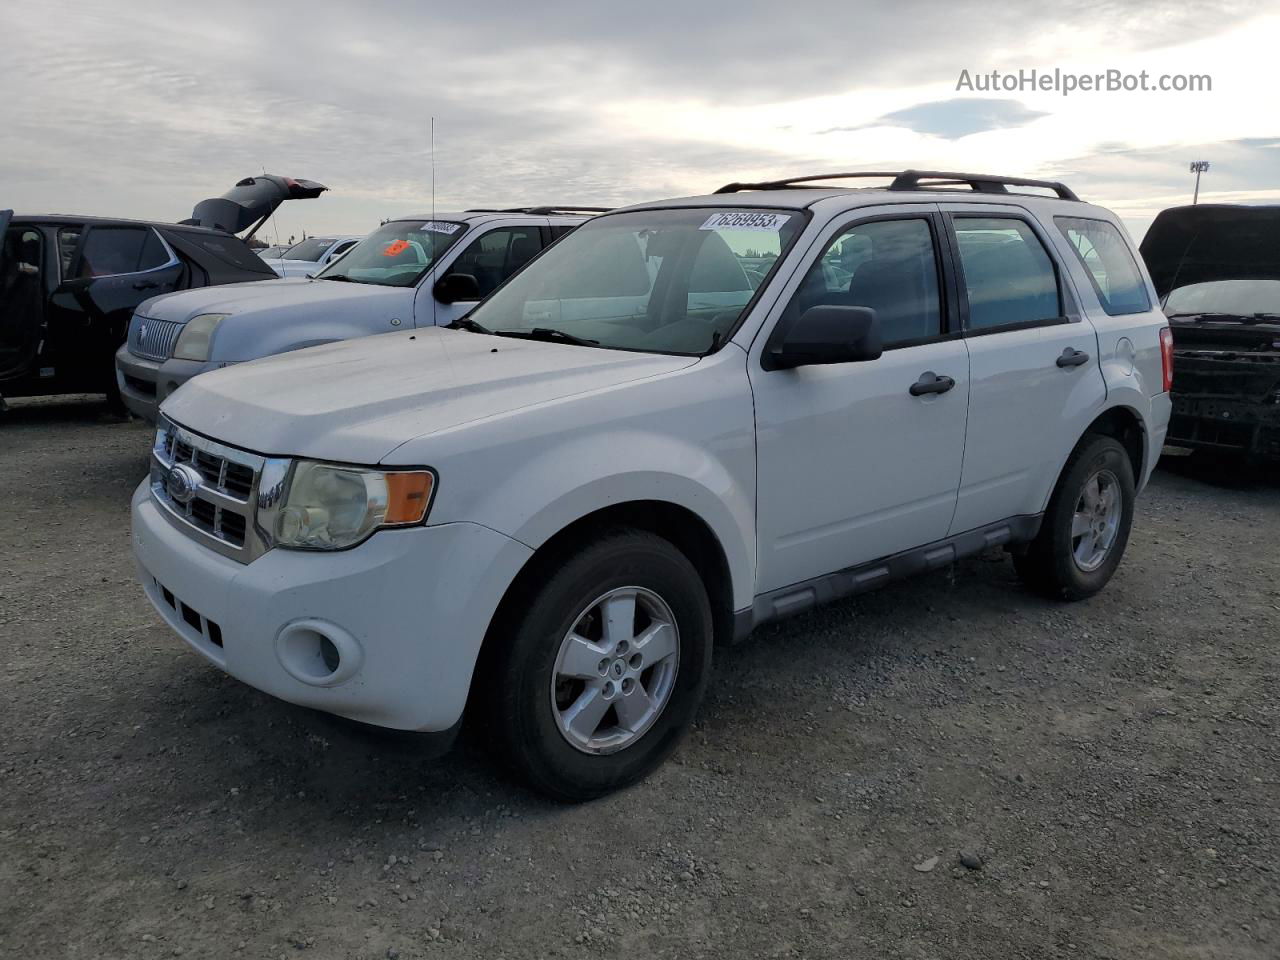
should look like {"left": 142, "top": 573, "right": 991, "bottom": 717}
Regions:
{"left": 130, "top": 171, "right": 1172, "bottom": 800}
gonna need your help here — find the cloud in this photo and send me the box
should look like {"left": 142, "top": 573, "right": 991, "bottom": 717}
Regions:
{"left": 822, "top": 98, "right": 1049, "bottom": 139}
{"left": 0, "top": 0, "right": 1276, "bottom": 238}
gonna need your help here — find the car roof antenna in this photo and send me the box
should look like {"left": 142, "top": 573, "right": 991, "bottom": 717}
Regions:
{"left": 430, "top": 116, "right": 438, "bottom": 329}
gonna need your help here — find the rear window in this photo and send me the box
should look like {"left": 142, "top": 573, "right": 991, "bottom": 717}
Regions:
{"left": 176, "top": 231, "right": 275, "bottom": 273}
{"left": 1055, "top": 217, "right": 1151, "bottom": 315}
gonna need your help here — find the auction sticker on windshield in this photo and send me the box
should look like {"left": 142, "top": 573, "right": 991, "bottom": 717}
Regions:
{"left": 700, "top": 211, "right": 791, "bottom": 232}
{"left": 420, "top": 221, "right": 463, "bottom": 234}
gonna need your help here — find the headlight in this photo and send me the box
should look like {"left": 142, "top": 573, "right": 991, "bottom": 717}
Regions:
{"left": 265, "top": 460, "right": 436, "bottom": 550}
{"left": 172, "top": 313, "right": 228, "bottom": 361}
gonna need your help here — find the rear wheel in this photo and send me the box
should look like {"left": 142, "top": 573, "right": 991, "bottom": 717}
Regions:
{"left": 1014, "top": 434, "right": 1136, "bottom": 600}
{"left": 488, "top": 530, "right": 712, "bottom": 801}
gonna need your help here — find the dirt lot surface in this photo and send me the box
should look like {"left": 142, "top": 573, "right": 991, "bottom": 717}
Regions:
{"left": 3, "top": 395, "right": 1278, "bottom": 960}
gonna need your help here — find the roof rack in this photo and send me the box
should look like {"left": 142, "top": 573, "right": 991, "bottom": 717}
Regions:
{"left": 464, "top": 206, "right": 612, "bottom": 215}
{"left": 713, "top": 169, "right": 1080, "bottom": 202}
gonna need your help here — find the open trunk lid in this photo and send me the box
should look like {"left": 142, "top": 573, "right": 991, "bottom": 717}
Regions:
{"left": 182, "top": 175, "right": 327, "bottom": 239}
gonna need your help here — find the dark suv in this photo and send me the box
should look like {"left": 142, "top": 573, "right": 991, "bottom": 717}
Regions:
{"left": 0, "top": 175, "right": 324, "bottom": 411}
{"left": 1141, "top": 203, "right": 1280, "bottom": 460}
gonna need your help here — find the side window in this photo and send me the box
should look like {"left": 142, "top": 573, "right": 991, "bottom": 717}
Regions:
{"left": 76, "top": 227, "right": 148, "bottom": 278}
{"left": 549, "top": 224, "right": 578, "bottom": 241}
{"left": 450, "top": 227, "right": 542, "bottom": 298}
{"left": 782, "top": 217, "right": 943, "bottom": 347}
{"left": 1054, "top": 217, "right": 1150, "bottom": 315}
{"left": 138, "top": 229, "right": 172, "bottom": 271}
{"left": 58, "top": 227, "right": 83, "bottom": 279}
{"left": 952, "top": 217, "right": 1061, "bottom": 331}
{"left": 329, "top": 240, "right": 358, "bottom": 260}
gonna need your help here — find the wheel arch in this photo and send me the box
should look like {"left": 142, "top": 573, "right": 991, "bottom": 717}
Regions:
{"left": 1082, "top": 403, "right": 1146, "bottom": 484}
{"left": 466, "top": 498, "right": 737, "bottom": 730}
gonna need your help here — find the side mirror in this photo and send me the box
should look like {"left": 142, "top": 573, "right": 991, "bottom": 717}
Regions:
{"left": 765, "top": 305, "right": 883, "bottom": 370}
{"left": 434, "top": 272, "right": 482, "bottom": 305}
{"left": 54, "top": 276, "right": 92, "bottom": 295}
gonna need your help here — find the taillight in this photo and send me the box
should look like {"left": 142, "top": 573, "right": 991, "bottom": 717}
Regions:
{"left": 1159, "top": 327, "right": 1174, "bottom": 392}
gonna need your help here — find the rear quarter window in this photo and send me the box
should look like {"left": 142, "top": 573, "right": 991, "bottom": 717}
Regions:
{"left": 1055, "top": 217, "right": 1151, "bottom": 316}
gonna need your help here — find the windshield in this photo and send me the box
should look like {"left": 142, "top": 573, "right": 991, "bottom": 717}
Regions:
{"left": 464, "top": 207, "right": 804, "bottom": 355}
{"left": 282, "top": 238, "right": 338, "bottom": 261}
{"left": 1165, "top": 279, "right": 1280, "bottom": 318}
{"left": 314, "top": 220, "right": 467, "bottom": 287}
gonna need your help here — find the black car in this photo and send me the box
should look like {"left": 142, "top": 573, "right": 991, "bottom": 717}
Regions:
{"left": 1141, "top": 203, "right": 1280, "bottom": 461}
{"left": 0, "top": 175, "right": 324, "bottom": 410}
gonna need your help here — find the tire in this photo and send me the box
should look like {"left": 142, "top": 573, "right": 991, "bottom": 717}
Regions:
{"left": 1014, "top": 434, "right": 1136, "bottom": 601}
{"left": 487, "top": 530, "right": 713, "bottom": 801}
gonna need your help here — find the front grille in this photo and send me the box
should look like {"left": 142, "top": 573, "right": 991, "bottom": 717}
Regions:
{"left": 128, "top": 315, "right": 184, "bottom": 362}
{"left": 150, "top": 417, "right": 271, "bottom": 562}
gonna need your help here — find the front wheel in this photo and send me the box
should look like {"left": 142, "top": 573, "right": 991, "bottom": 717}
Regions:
{"left": 1014, "top": 434, "right": 1136, "bottom": 600}
{"left": 488, "top": 530, "right": 713, "bottom": 801}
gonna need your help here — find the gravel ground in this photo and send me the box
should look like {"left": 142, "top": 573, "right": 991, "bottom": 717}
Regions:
{"left": 3, "top": 394, "right": 1278, "bottom": 960}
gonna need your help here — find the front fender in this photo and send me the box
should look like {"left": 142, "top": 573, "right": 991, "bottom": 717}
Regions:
{"left": 472, "top": 433, "right": 754, "bottom": 612}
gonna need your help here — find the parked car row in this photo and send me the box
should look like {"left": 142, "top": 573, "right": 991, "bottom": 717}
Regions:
{"left": 258, "top": 235, "right": 364, "bottom": 277}
{"left": 0, "top": 175, "right": 325, "bottom": 408}
{"left": 114, "top": 206, "right": 606, "bottom": 420}
{"left": 124, "top": 169, "right": 1175, "bottom": 800}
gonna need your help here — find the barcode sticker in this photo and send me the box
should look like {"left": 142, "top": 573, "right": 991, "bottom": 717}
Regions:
{"left": 699, "top": 211, "right": 790, "bottom": 232}
{"left": 420, "top": 221, "right": 462, "bottom": 234}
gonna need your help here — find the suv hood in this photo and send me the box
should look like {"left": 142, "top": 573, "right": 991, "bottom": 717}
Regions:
{"left": 1141, "top": 204, "right": 1280, "bottom": 298}
{"left": 161, "top": 327, "right": 699, "bottom": 464}
{"left": 137, "top": 277, "right": 410, "bottom": 324}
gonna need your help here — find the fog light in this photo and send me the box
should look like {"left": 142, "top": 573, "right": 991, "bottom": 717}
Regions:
{"left": 275, "top": 619, "right": 363, "bottom": 687}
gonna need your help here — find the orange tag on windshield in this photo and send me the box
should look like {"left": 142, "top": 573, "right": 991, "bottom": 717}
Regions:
{"left": 383, "top": 239, "right": 410, "bottom": 257}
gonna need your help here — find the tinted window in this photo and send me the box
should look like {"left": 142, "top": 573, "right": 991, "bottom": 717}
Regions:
{"left": 57, "top": 227, "right": 83, "bottom": 279}
{"left": 138, "top": 229, "right": 171, "bottom": 270}
{"left": 953, "top": 218, "right": 1061, "bottom": 330}
{"left": 783, "top": 218, "right": 942, "bottom": 346}
{"left": 1055, "top": 217, "right": 1150, "bottom": 315}
{"left": 448, "top": 227, "right": 543, "bottom": 298}
{"left": 77, "top": 227, "right": 147, "bottom": 277}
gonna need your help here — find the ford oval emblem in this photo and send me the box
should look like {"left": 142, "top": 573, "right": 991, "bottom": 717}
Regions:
{"left": 167, "top": 463, "right": 203, "bottom": 505}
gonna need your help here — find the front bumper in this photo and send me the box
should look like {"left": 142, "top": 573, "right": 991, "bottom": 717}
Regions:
{"left": 114, "top": 345, "right": 225, "bottom": 423}
{"left": 131, "top": 482, "right": 533, "bottom": 731}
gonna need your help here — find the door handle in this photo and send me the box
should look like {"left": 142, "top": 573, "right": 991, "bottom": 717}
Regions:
{"left": 909, "top": 371, "right": 956, "bottom": 396}
{"left": 132, "top": 280, "right": 159, "bottom": 290}
{"left": 1056, "top": 347, "right": 1090, "bottom": 368}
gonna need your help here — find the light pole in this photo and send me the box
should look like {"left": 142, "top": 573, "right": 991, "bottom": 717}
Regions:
{"left": 1190, "top": 160, "right": 1210, "bottom": 204}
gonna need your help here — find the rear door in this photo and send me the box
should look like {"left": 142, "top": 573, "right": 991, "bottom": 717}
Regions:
{"left": 939, "top": 204, "right": 1104, "bottom": 533}
{"left": 47, "top": 224, "right": 185, "bottom": 384}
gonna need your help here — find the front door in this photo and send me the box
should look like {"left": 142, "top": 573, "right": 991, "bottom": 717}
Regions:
{"left": 0, "top": 217, "right": 48, "bottom": 382}
{"left": 419, "top": 221, "right": 548, "bottom": 326}
{"left": 939, "top": 207, "right": 1105, "bottom": 532}
{"left": 750, "top": 207, "right": 971, "bottom": 594}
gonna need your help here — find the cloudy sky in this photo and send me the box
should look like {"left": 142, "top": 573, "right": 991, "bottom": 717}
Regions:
{"left": 3, "top": 0, "right": 1278, "bottom": 243}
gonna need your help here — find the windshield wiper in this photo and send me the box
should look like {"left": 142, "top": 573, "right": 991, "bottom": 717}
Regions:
{"left": 318, "top": 274, "right": 358, "bottom": 282}
{"left": 1168, "top": 311, "right": 1280, "bottom": 323}
{"left": 445, "top": 317, "right": 491, "bottom": 334}
{"left": 491, "top": 327, "right": 600, "bottom": 347}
